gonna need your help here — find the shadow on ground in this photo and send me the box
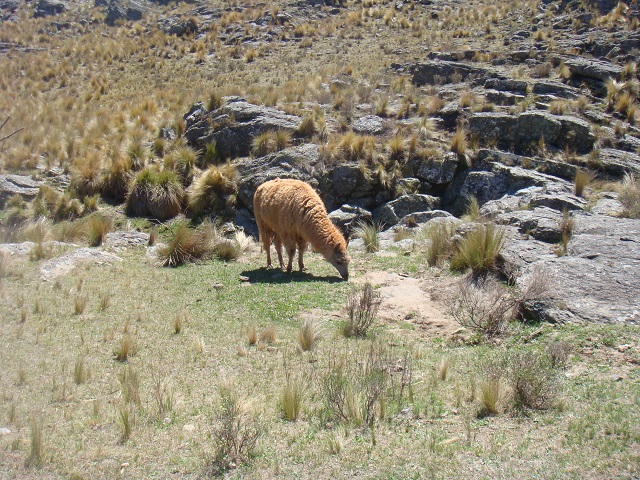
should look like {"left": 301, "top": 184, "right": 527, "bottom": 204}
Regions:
{"left": 240, "top": 267, "right": 343, "bottom": 284}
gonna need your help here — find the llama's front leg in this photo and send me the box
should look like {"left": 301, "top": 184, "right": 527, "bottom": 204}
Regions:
{"left": 297, "top": 240, "right": 307, "bottom": 272}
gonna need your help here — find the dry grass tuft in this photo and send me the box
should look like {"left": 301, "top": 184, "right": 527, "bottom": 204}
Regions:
{"left": 574, "top": 169, "right": 596, "bottom": 197}
{"left": 25, "top": 416, "right": 44, "bottom": 468}
{"left": 422, "top": 221, "right": 456, "bottom": 267}
{"left": 126, "top": 168, "right": 184, "bottom": 220}
{"left": 279, "top": 374, "right": 306, "bottom": 421}
{"left": 450, "top": 128, "right": 467, "bottom": 157}
{"left": 352, "top": 220, "right": 381, "bottom": 253}
{"left": 259, "top": 326, "right": 277, "bottom": 344}
{"left": 74, "top": 355, "right": 89, "bottom": 384}
{"left": 85, "top": 214, "right": 113, "bottom": 247}
{"left": 298, "top": 319, "right": 323, "bottom": 351}
{"left": 450, "top": 223, "right": 505, "bottom": 275}
{"left": 114, "top": 334, "right": 138, "bottom": 362}
{"left": 74, "top": 295, "right": 88, "bottom": 315}
{"left": 618, "top": 173, "right": 640, "bottom": 218}
{"left": 343, "top": 282, "right": 381, "bottom": 338}
{"left": 158, "top": 224, "right": 212, "bottom": 267}
{"left": 246, "top": 325, "right": 258, "bottom": 345}
{"left": 187, "top": 163, "right": 237, "bottom": 219}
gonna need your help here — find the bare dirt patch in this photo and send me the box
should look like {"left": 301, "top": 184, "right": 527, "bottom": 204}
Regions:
{"left": 356, "top": 271, "right": 462, "bottom": 338}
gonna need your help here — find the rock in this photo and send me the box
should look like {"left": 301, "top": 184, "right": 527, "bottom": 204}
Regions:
{"left": 501, "top": 214, "right": 640, "bottom": 324}
{"left": 563, "top": 56, "right": 623, "bottom": 82}
{"left": 409, "top": 60, "right": 494, "bottom": 86}
{"left": 532, "top": 80, "right": 583, "bottom": 99}
{"left": 495, "top": 207, "right": 564, "bottom": 243}
{"left": 328, "top": 204, "right": 372, "bottom": 240}
{"left": 595, "top": 149, "right": 640, "bottom": 179}
{"left": 399, "top": 209, "right": 455, "bottom": 226}
{"left": 351, "top": 115, "right": 386, "bottom": 135}
{"left": 590, "top": 194, "right": 625, "bottom": 217}
{"left": 0, "top": 427, "right": 11, "bottom": 435}
{"left": 409, "top": 152, "right": 459, "bottom": 186}
{"left": 184, "top": 99, "right": 302, "bottom": 159}
{"left": 373, "top": 194, "right": 440, "bottom": 227}
{"left": 484, "top": 78, "right": 528, "bottom": 93}
{"left": 468, "top": 111, "right": 594, "bottom": 153}
{"left": 609, "top": 374, "right": 623, "bottom": 382}
{"left": 0, "top": 174, "right": 42, "bottom": 207}
{"left": 485, "top": 90, "right": 525, "bottom": 106}
{"left": 158, "top": 16, "right": 198, "bottom": 36}
{"left": 39, "top": 248, "right": 122, "bottom": 280}
{"left": 438, "top": 102, "right": 462, "bottom": 128}
{"left": 34, "top": 0, "right": 67, "bottom": 16}
{"left": 103, "top": 231, "right": 150, "bottom": 250}
{"left": 104, "top": 0, "right": 146, "bottom": 25}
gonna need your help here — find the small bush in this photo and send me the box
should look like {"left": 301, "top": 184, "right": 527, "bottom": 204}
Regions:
{"left": 618, "top": 173, "right": 640, "bottom": 218}
{"left": 510, "top": 350, "right": 562, "bottom": 410}
{"left": 352, "top": 221, "right": 380, "bottom": 253}
{"left": 547, "top": 340, "right": 572, "bottom": 369}
{"left": 157, "top": 224, "right": 212, "bottom": 267}
{"left": 450, "top": 223, "right": 505, "bottom": 275}
{"left": 187, "top": 163, "right": 237, "bottom": 219}
{"left": 343, "top": 282, "right": 382, "bottom": 338}
{"left": 206, "top": 385, "right": 263, "bottom": 476}
{"left": 126, "top": 168, "right": 184, "bottom": 220}
{"left": 422, "top": 221, "right": 456, "bottom": 267}
{"left": 85, "top": 214, "right": 113, "bottom": 247}
{"left": 298, "top": 319, "right": 322, "bottom": 351}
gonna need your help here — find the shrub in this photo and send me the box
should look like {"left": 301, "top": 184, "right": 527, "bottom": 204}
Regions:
{"left": 574, "top": 169, "right": 595, "bottom": 197}
{"left": 509, "top": 350, "right": 562, "bottom": 410}
{"left": 187, "top": 163, "right": 237, "bottom": 219}
{"left": 206, "top": 385, "right": 263, "bottom": 476}
{"left": 450, "top": 223, "right": 505, "bottom": 275}
{"left": 157, "top": 224, "right": 212, "bottom": 267}
{"left": 450, "top": 274, "right": 515, "bottom": 337}
{"left": 84, "top": 214, "right": 112, "bottom": 247}
{"left": 101, "top": 156, "right": 132, "bottom": 203}
{"left": 298, "top": 318, "right": 323, "bottom": 351}
{"left": 342, "top": 282, "right": 382, "bottom": 338}
{"left": 352, "top": 220, "right": 380, "bottom": 253}
{"left": 618, "top": 173, "right": 640, "bottom": 218}
{"left": 126, "top": 168, "right": 184, "bottom": 220}
{"left": 164, "top": 145, "right": 198, "bottom": 185}
{"left": 422, "top": 221, "right": 456, "bottom": 267}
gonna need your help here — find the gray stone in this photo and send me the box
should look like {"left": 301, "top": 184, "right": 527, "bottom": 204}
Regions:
{"left": 532, "top": 81, "right": 582, "bottom": 99}
{"left": 103, "top": 231, "right": 150, "bottom": 250}
{"left": 184, "top": 99, "right": 302, "bottom": 159}
{"left": 516, "top": 111, "right": 562, "bottom": 148}
{"left": 34, "top": 0, "right": 67, "bottom": 16}
{"left": 590, "top": 194, "right": 625, "bottom": 217}
{"left": 39, "top": 247, "right": 122, "bottom": 280}
{"left": 563, "top": 56, "right": 623, "bottom": 82}
{"left": 596, "top": 149, "right": 640, "bottom": 179}
{"left": 0, "top": 174, "right": 42, "bottom": 207}
{"left": 158, "top": 16, "right": 198, "bottom": 36}
{"left": 485, "top": 90, "right": 525, "bottom": 106}
{"left": 0, "top": 427, "right": 11, "bottom": 435}
{"left": 373, "top": 194, "right": 440, "bottom": 227}
{"left": 328, "top": 204, "right": 372, "bottom": 241}
{"left": 409, "top": 60, "right": 493, "bottom": 86}
{"left": 557, "top": 116, "right": 595, "bottom": 154}
{"left": 495, "top": 207, "right": 564, "bottom": 243}
{"left": 484, "top": 78, "right": 528, "bottom": 93}
{"left": 468, "top": 112, "right": 517, "bottom": 147}
{"left": 409, "top": 152, "right": 459, "bottom": 185}
{"left": 105, "top": 0, "right": 145, "bottom": 25}
{"left": 500, "top": 214, "right": 640, "bottom": 324}
{"left": 351, "top": 115, "right": 386, "bottom": 136}
{"left": 399, "top": 209, "right": 455, "bottom": 226}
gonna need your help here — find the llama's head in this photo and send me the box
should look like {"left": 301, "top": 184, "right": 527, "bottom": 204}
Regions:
{"left": 327, "top": 243, "right": 350, "bottom": 281}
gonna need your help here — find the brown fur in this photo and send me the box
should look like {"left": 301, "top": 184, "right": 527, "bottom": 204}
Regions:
{"left": 253, "top": 178, "right": 350, "bottom": 280}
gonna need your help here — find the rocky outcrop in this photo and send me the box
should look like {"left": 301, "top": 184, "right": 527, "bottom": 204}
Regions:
{"left": 34, "top": 0, "right": 67, "bottom": 17}
{"left": 351, "top": 115, "right": 387, "bottom": 136}
{"left": 373, "top": 194, "right": 440, "bottom": 227}
{"left": 0, "top": 175, "right": 42, "bottom": 207}
{"left": 500, "top": 214, "right": 640, "bottom": 324}
{"left": 103, "top": 0, "right": 146, "bottom": 25}
{"left": 184, "top": 98, "right": 302, "bottom": 159}
{"left": 409, "top": 60, "right": 497, "bottom": 86}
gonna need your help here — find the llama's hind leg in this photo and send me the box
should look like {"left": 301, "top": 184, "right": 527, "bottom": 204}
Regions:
{"left": 258, "top": 223, "right": 273, "bottom": 267}
{"left": 285, "top": 243, "right": 296, "bottom": 274}
{"left": 274, "top": 236, "right": 285, "bottom": 270}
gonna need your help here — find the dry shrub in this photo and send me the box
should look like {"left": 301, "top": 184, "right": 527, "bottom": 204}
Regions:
{"left": 343, "top": 282, "right": 382, "bottom": 338}
{"left": 126, "top": 168, "right": 184, "bottom": 220}
{"left": 158, "top": 224, "right": 212, "bottom": 267}
{"left": 206, "top": 385, "right": 263, "bottom": 476}
{"left": 84, "top": 213, "right": 113, "bottom": 247}
{"left": 422, "top": 221, "right": 456, "bottom": 267}
{"left": 450, "top": 223, "right": 505, "bottom": 275}
{"left": 546, "top": 340, "right": 572, "bottom": 369}
{"left": 187, "top": 163, "right": 237, "bottom": 219}
{"left": 509, "top": 350, "right": 562, "bottom": 410}
{"left": 298, "top": 318, "right": 323, "bottom": 351}
{"left": 101, "top": 156, "right": 133, "bottom": 203}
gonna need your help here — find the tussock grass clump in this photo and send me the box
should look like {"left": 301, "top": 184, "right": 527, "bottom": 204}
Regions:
{"left": 117, "top": 401, "right": 135, "bottom": 443}
{"left": 450, "top": 128, "right": 467, "bottom": 157}
{"left": 74, "top": 295, "right": 88, "bottom": 315}
{"left": 25, "top": 416, "right": 43, "bottom": 468}
{"left": 450, "top": 223, "right": 505, "bottom": 275}
{"left": 19, "top": 217, "right": 52, "bottom": 243}
{"left": 126, "top": 168, "right": 184, "bottom": 220}
{"left": 298, "top": 319, "right": 323, "bottom": 351}
{"left": 187, "top": 163, "right": 237, "bottom": 219}
{"left": 84, "top": 213, "right": 112, "bottom": 247}
{"left": 296, "top": 116, "right": 316, "bottom": 137}
{"left": 352, "top": 220, "right": 381, "bottom": 253}
{"left": 119, "top": 365, "right": 142, "bottom": 406}
{"left": 0, "top": 250, "right": 11, "bottom": 280}
{"left": 71, "top": 161, "right": 103, "bottom": 199}
{"left": 422, "top": 221, "right": 456, "bottom": 267}
{"left": 114, "top": 334, "right": 138, "bottom": 362}
{"left": 342, "top": 282, "right": 381, "bottom": 338}
{"left": 101, "top": 156, "right": 132, "bottom": 203}
{"left": 558, "top": 209, "right": 575, "bottom": 255}
{"left": 259, "top": 326, "right": 277, "bottom": 344}
{"left": 252, "top": 129, "right": 291, "bottom": 157}
{"left": 279, "top": 374, "right": 306, "bottom": 421}
{"left": 206, "top": 385, "right": 263, "bottom": 476}
{"left": 74, "top": 355, "right": 89, "bottom": 384}
{"left": 574, "top": 169, "right": 595, "bottom": 197}
{"left": 462, "top": 195, "right": 481, "bottom": 222}
{"left": 173, "top": 309, "right": 188, "bottom": 334}
{"left": 246, "top": 325, "right": 258, "bottom": 345}
{"left": 152, "top": 377, "right": 174, "bottom": 417}
{"left": 157, "top": 224, "right": 212, "bottom": 267}
{"left": 618, "top": 173, "right": 640, "bottom": 218}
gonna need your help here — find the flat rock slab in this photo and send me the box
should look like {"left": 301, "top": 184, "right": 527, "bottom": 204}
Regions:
{"left": 501, "top": 215, "right": 640, "bottom": 324}
{"left": 104, "top": 231, "right": 150, "bottom": 250}
{"left": 39, "top": 248, "right": 121, "bottom": 280}
{"left": 0, "top": 174, "right": 42, "bottom": 207}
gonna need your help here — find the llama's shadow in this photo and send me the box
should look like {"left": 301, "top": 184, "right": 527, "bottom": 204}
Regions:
{"left": 240, "top": 267, "right": 343, "bottom": 284}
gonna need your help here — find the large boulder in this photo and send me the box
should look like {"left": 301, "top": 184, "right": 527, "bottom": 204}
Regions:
{"left": 184, "top": 98, "right": 302, "bottom": 159}
{"left": 373, "top": 194, "right": 440, "bottom": 227}
{"left": 157, "top": 16, "right": 198, "bottom": 36}
{"left": 34, "top": 0, "right": 66, "bottom": 16}
{"left": 351, "top": 115, "right": 387, "bottom": 136}
{"left": 104, "top": 0, "right": 145, "bottom": 25}
{"left": 500, "top": 214, "right": 640, "bottom": 324}
{"left": 408, "top": 152, "right": 459, "bottom": 186}
{"left": 328, "top": 204, "right": 372, "bottom": 241}
{"left": 409, "top": 60, "right": 496, "bottom": 86}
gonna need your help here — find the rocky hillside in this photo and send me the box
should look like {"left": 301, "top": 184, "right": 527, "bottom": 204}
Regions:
{"left": 1, "top": 0, "right": 639, "bottom": 324}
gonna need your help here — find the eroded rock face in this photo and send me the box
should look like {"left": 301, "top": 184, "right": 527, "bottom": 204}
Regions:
{"left": 34, "top": 0, "right": 66, "bottom": 17}
{"left": 501, "top": 215, "right": 640, "bottom": 325}
{"left": 184, "top": 99, "right": 302, "bottom": 159}
{"left": 0, "top": 175, "right": 42, "bottom": 207}
{"left": 104, "top": 0, "right": 146, "bottom": 25}
{"left": 373, "top": 194, "right": 440, "bottom": 227}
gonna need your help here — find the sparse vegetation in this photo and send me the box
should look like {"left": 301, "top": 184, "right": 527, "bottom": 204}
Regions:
{"left": 342, "top": 282, "right": 381, "bottom": 338}
{"left": 450, "top": 223, "right": 505, "bottom": 275}
{"left": 352, "top": 221, "right": 381, "bottom": 253}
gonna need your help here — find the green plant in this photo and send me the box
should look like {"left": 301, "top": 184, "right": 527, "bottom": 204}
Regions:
{"left": 352, "top": 220, "right": 381, "bottom": 253}
{"left": 450, "top": 223, "right": 505, "bottom": 275}
{"left": 422, "top": 221, "right": 456, "bottom": 267}
{"left": 342, "top": 282, "right": 381, "bottom": 338}
{"left": 85, "top": 213, "right": 113, "bottom": 247}
{"left": 157, "top": 224, "right": 212, "bottom": 267}
{"left": 126, "top": 168, "right": 184, "bottom": 220}
{"left": 187, "top": 163, "right": 237, "bottom": 219}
